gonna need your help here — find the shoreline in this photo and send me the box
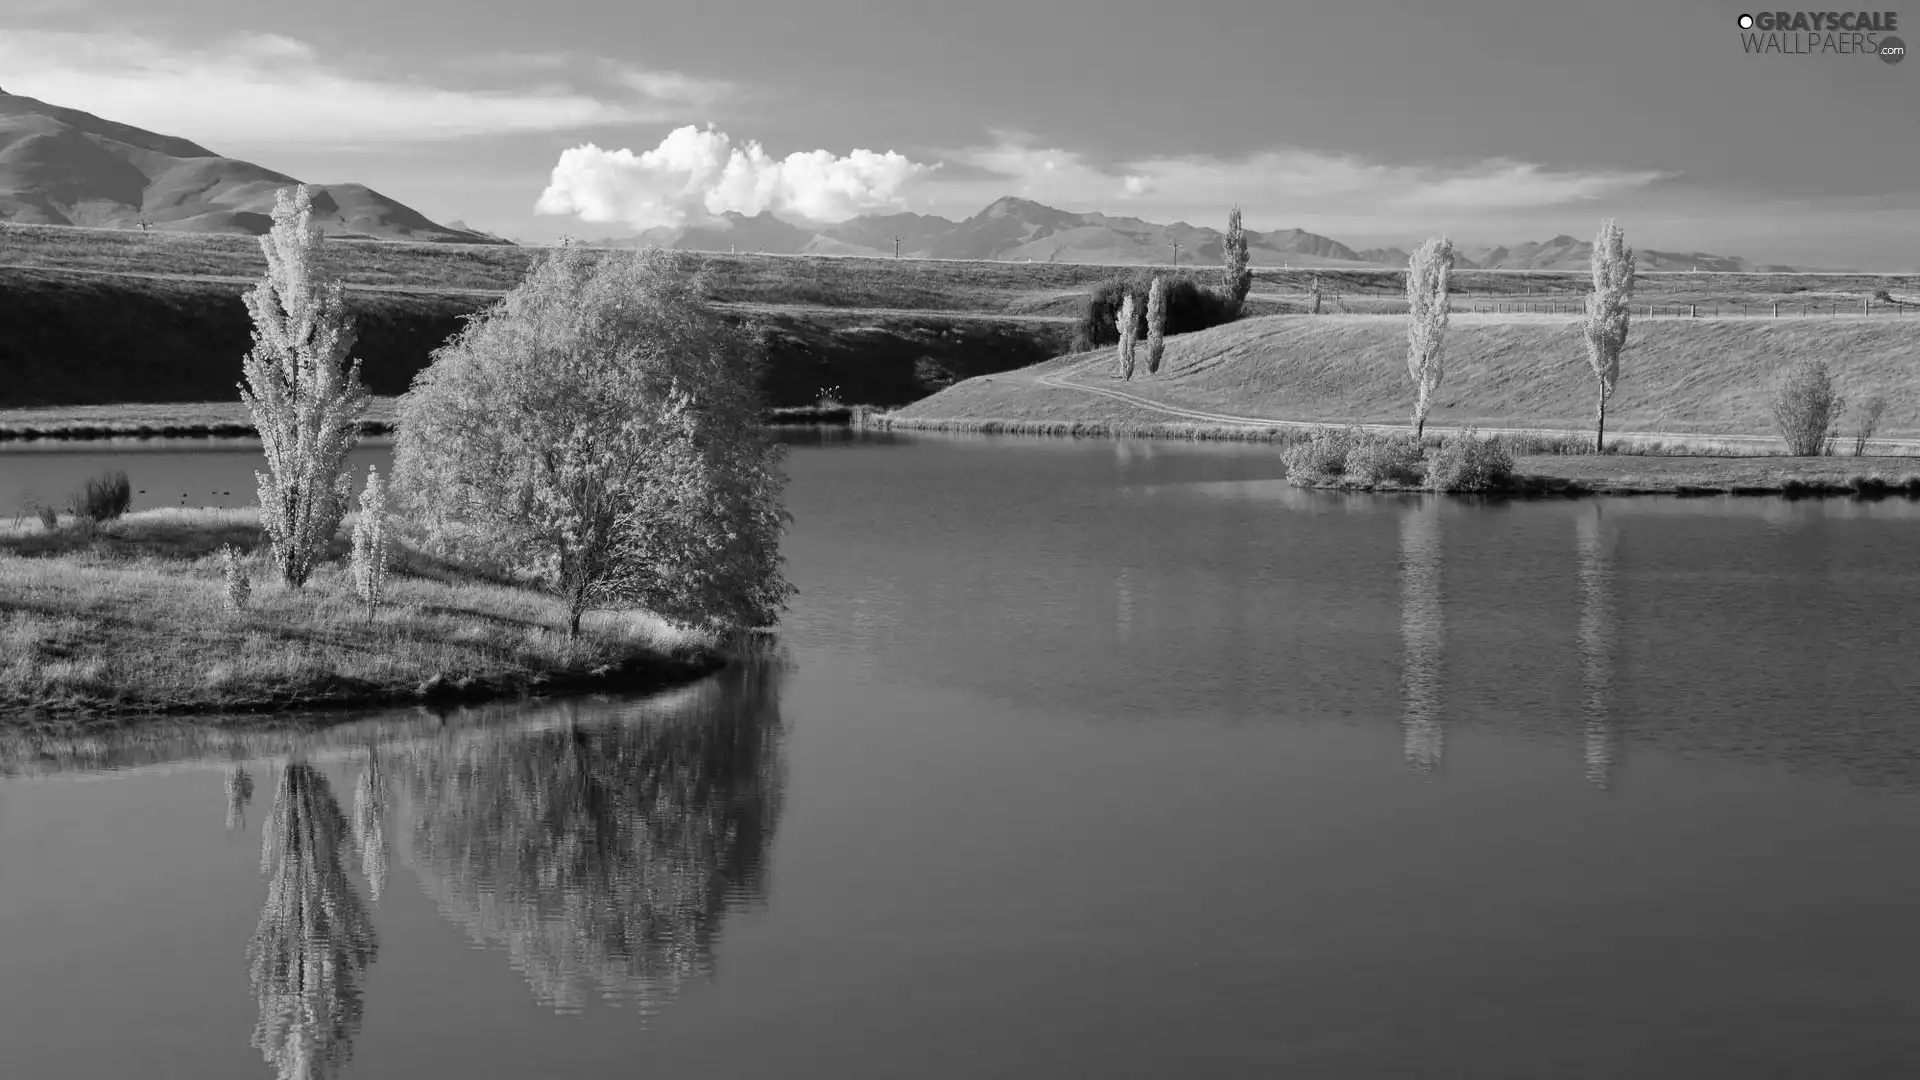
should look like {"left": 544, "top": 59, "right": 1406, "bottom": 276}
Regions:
{"left": 0, "top": 403, "right": 864, "bottom": 442}
{"left": 0, "top": 508, "right": 734, "bottom": 727}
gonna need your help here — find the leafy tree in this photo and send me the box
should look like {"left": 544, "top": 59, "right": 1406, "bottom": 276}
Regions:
{"left": 1583, "top": 219, "right": 1636, "bottom": 452}
{"left": 393, "top": 245, "right": 794, "bottom": 637}
{"left": 1079, "top": 275, "right": 1235, "bottom": 348}
{"left": 1116, "top": 292, "right": 1138, "bottom": 380}
{"left": 1145, "top": 276, "right": 1168, "bottom": 374}
{"left": 350, "top": 465, "right": 391, "bottom": 610}
{"left": 1221, "top": 206, "right": 1252, "bottom": 313}
{"left": 1772, "top": 356, "right": 1847, "bottom": 456}
{"left": 239, "top": 185, "right": 370, "bottom": 588}
{"left": 1405, "top": 237, "right": 1455, "bottom": 438}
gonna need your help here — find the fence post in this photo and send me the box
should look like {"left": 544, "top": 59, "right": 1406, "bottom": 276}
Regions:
{"left": 1690, "top": 304, "right": 1696, "bottom": 318}
{"left": 1864, "top": 297, "right": 1871, "bottom": 316}
{"left": 1772, "top": 302, "right": 1778, "bottom": 317}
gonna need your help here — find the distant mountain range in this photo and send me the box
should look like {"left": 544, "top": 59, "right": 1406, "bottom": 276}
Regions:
{"left": 0, "top": 89, "right": 503, "bottom": 243}
{"left": 0, "top": 89, "right": 1815, "bottom": 269}
{"left": 608, "top": 195, "right": 1808, "bottom": 273}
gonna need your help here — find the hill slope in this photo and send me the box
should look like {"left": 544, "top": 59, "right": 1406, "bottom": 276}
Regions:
{"left": 893, "top": 313, "right": 1920, "bottom": 438}
{"left": 0, "top": 91, "right": 501, "bottom": 243}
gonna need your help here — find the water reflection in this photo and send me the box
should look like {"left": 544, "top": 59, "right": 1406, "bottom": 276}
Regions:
{"left": 389, "top": 663, "right": 785, "bottom": 1017}
{"left": 248, "top": 762, "right": 379, "bottom": 1080}
{"left": 225, "top": 764, "right": 255, "bottom": 832}
{"left": 1576, "top": 506, "right": 1621, "bottom": 790}
{"left": 1399, "top": 500, "right": 1445, "bottom": 775}
{"left": 351, "top": 752, "right": 390, "bottom": 903}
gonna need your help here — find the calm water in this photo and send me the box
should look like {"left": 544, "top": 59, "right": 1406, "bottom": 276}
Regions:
{"left": 5, "top": 433, "right": 1920, "bottom": 1078}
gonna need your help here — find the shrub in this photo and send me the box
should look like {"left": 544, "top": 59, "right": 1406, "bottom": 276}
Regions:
{"left": 1426, "top": 428, "right": 1514, "bottom": 493}
{"left": 68, "top": 469, "right": 131, "bottom": 522}
{"left": 1851, "top": 393, "right": 1889, "bottom": 456}
{"left": 1280, "top": 425, "right": 1359, "bottom": 484}
{"left": 1771, "top": 357, "right": 1846, "bottom": 456}
{"left": 36, "top": 505, "right": 58, "bottom": 531}
{"left": 394, "top": 244, "right": 795, "bottom": 638}
{"left": 1344, "top": 433, "right": 1426, "bottom": 487}
{"left": 239, "top": 184, "right": 371, "bottom": 588}
{"left": 220, "top": 545, "right": 252, "bottom": 613}
{"left": 1078, "top": 275, "right": 1237, "bottom": 349}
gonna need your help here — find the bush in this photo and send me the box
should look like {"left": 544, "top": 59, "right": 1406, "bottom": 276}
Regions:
{"left": 1077, "top": 275, "right": 1238, "bottom": 349}
{"left": 1771, "top": 357, "right": 1845, "bottom": 456}
{"left": 36, "top": 505, "right": 58, "bottom": 531}
{"left": 1426, "top": 429, "right": 1514, "bottom": 493}
{"left": 1345, "top": 433, "right": 1426, "bottom": 487}
{"left": 68, "top": 469, "right": 131, "bottom": 522}
{"left": 1851, "top": 393, "right": 1888, "bottom": 456}
{"left": 1280, "top": 425, "right": 1359, "bottom": 484}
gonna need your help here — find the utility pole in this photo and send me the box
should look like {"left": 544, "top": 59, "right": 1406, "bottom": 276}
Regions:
{"left": 1168, "top": 238, "right": 1182, "bottom": 266}
{"left": 887, "top": 234, "right": 906, "bottom": 259}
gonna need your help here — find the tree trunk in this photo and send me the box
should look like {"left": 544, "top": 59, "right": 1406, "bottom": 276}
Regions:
{"left": 1595, "top": 393, "right": 1608, "bottom": 454}
{"left": 1415, "top": 414, "right": 1426, "bottom": 439}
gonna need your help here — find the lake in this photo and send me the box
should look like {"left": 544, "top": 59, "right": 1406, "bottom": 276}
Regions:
{"left": 5, "top": 431, "right": 1920, "bottom": 1078}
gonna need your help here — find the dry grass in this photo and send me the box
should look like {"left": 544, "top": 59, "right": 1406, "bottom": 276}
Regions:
{"left": 0, "top": 508, "right": 721, "bottom": 722}
{"left": 897, "top": 314, "right": 1920, "bottom": 442}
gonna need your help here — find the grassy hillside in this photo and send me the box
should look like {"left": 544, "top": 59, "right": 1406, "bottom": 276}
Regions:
{"left": 895, "top": 313, "right": 1920, "bottom": 439}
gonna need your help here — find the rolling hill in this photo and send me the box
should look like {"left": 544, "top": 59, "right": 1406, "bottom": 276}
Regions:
{"left": 618, "top": 195, "right": 1810, "bottom": 271}
{"left": 0, "top": 90, "right": 504, "bottom": 243}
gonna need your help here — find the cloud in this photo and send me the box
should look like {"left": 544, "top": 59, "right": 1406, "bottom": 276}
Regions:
{"left": 536, "top": 125, "right": 936, "bottom": 229}
{"left": 0, "top": 30, "right": 717, "bottom": 144}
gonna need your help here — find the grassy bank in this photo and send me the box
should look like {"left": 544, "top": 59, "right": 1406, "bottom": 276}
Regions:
{"left": 891, "top": 313, "right": 1920, "bottom": 439}
{"left": 0, "top": 508, "right": 726, "bottom": 724}
{"left": 0, "top": 399, "right": 879, "bottom": 439}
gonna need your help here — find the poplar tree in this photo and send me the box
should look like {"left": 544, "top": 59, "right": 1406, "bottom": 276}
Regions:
{"left": 1583, "top": 219, "right": 1635, "bottom": 453}
{"left": 239, "top": 185, "right": 370, "bottom": 589}
{"left": 1116, "top": 292, "right": 1138, "bottom": 380}
{"left": 1221, "top": 206, "right": 1252, "bottom": 314}
{"left": 1145, "top": 276, "right": 1168, "bottom": 374}
{"left": 1405, "top": 237, "right": 1454, "bottom": 438}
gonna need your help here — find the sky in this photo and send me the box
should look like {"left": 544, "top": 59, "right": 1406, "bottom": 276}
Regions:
{"left": 4, "top": 0, "right": 1917, "bottom": 266}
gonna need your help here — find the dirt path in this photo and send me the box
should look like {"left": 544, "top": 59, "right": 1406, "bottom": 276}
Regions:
{"left": 1036, "top": 353, "right": 1920, "bottom": 451}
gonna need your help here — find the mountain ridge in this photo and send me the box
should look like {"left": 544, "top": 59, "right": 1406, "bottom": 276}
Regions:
{"left": 0, "top": 90, "right": 505, "bottom": 244}
{"left": 614, "top": 194, "right": 1817, "bottom": 272}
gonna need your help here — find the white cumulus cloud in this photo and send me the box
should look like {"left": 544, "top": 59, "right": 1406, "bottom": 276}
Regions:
{"left": 536, "top": 125, "right": 936, "bottom": 229}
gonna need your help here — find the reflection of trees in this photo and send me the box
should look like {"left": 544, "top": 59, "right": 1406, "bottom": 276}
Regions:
{"left": 226, "top": 765, "right": 255, "bottom": 832}
{"left": 351, "top": 752, "right": 389, "bottom": 903}
{"left": 1576, "top": 507, "right": 1620, "bottom": 790}
{"left": 389, "top": 663, "right": 786, "bottom": 1016}
{"left": 248, "top": 762, "right": 380, "bottom": 1080}
{"left": 1400, "top": 501, "right": 1445, "bottom": 774}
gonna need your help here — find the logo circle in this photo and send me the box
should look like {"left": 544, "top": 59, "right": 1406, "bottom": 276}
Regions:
{"left": 1738, "top": 13, "right": 1754, "bottom": 28}
{"left": 1881, "top": 35, "right": 1906, "bottom": 63}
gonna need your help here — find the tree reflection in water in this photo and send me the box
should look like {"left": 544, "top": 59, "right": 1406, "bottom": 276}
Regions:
{"left": 1576, "top": 506, "right": 1620, "bottom": 790}
{"left": 1399, "top": 501, "right": 1445, "bottom": 775}
{"left": 389, "top": 661, "right": 786, "bottom": 1017}
{"left": 225, "top": 765, "right": 255, "bottom": 832}
{"left": 248, "top": 762, "right": 380, "bottom": 1080}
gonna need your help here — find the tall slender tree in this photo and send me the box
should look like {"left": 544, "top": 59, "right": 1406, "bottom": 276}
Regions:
{"left": 1221, "top": 207, "right": 1252, "bottom": 314}
{"left": 1583, "top": 219, "right": 1635, "bottom": 453}
{"left": 1116, "top": 293, "right": 1138, "bottom": 380}
{"left": 1405, "top": 237, "right": 1455, "bottom": 438}
{"left": 239, "top": 185, "right": 370, "bottom": 589}
{"left": 1145, "top": 276, "right": 1168, "bottom": 375}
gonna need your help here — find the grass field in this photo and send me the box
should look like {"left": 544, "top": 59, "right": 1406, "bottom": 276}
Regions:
{"left": 893, "top": 313, "right": 1920, "bottom": 442}
{"left": 0, "top": 507, "right": 724, "bottom": 722}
